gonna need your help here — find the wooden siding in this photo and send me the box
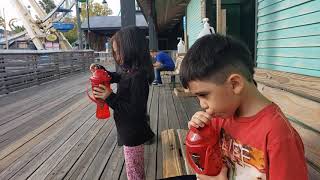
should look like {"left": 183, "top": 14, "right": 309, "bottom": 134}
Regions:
{"left": 255, "top": 68, "right": 320, "bottom": 179}
{"left": 187, "top": 0, "right": 203, "bottom": 48}
{"left": 256, "top": 0, "right": 320, "bottom": 77}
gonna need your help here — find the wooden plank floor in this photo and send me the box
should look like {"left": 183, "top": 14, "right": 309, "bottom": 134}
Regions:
{"left": 0, "top": 69, "right": 201, "bottom": 180}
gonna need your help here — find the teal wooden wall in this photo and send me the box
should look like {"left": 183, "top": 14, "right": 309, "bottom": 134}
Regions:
{"left": 256, "top": 0, "right": 320, "bottom": 77}
{"left": 186, "top": 0, "right": 202, "bottom": 48}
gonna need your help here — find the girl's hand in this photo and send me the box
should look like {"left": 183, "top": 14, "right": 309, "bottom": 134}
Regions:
{"left": 188, "top": 111, "right": 213, "bottom": 129}
{"left": 196, "top": 165, "right": 228, "bottom": 180}
{"left": 90, "top": 63, "right": 106, "bottom": 73}
{"left": 90, "top": 63, "right": 98, "bottom": 73}
{"left": 93, "top": 84, "right": 112, "bottom": 100}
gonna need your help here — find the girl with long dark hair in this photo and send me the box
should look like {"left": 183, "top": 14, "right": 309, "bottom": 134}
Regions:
{"left": 91, "top": 26, "right": 155, "bottom": 180}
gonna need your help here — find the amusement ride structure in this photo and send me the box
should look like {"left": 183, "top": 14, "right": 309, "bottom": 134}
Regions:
{"left": 7, "top": 0, "right": 75, "bottom": 50}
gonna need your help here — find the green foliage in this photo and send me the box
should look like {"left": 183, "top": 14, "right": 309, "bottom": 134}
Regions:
{"left": 63, "top": 1, "right": 112, "bottom": 45}
{"left": 62, "top": 17, "right": 78, "bottom": 44}
{"left": 80, "top": 1, "right": 112, "bottom": 19}
{"left": 38, "top": 0, "right": 56, "bottom": 13}
{"left": 12, "top": 25, "right": 25, "bottom": 33}
{"left": 0, "top": 17, "right": 4, "bottom": 26}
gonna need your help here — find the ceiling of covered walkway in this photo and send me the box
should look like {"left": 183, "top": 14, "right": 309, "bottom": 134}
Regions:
{"left": 137, "top": 0, "right": 190, "bottom": 32}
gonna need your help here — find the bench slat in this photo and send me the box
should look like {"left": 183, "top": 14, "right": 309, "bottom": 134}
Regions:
{"left": 177, "top": 129, "right": 195, "bottom": 175}
{"left": 162, "top": 129, "right": 183, "bottom": 178}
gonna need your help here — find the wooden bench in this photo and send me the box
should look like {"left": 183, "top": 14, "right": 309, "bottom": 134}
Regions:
{"left": 161, "top": 129, "right": 195, "bottom": 178}
{"left": 160, "top": 54, "right": 195, "bottom": 97}
{"left": 162, "top": 126, "right": 319, "bottom": 180}
{"left": 160, "top": 54, "right": 184, "bottom": 86}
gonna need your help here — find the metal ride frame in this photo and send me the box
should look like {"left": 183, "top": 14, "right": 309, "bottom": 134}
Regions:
{"left": 9, "top": 0, "right": 75, "bottom": 50}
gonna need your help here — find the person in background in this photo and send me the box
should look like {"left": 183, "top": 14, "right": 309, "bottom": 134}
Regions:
{"left": 150, "top": 49, "right": 175, "bottom": 85}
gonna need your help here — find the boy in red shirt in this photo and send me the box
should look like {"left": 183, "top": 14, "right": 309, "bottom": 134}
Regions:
{"left": 180, "top": 34, "right": 308, "bottom": 180}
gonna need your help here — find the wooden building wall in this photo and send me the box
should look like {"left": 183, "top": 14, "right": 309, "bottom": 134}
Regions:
{"left": 255, "top": 1, "right": 320, "bottom": 178}
{"left": 186, "top": 0, "right": 203, "bottom": 48}
{"left": 256, "top": 0, "right": 320, "bottom": 77}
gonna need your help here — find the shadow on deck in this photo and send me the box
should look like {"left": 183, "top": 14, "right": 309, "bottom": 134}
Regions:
{"left": 0, "top": 69, "right": 200, "bottom": 180}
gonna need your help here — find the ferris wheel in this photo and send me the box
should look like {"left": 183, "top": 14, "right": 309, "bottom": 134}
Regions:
{"left": 9, "top": 0, "right": 76, "bottom": 50}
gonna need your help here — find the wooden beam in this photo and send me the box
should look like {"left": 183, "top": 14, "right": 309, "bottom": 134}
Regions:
{"left": 120, "top": 0, "right": 136, "bottom": 27}
{"left": 221, "top": 9, "right": 227, "bottom": 35}
{"left": 254, "top": 68, "right": 320, "bottom": 103}
{"left": 290, "top": 121, "right": 320, "bottom": 170}
{"left": 201, "top": 0, "right": 206, "bottom": 19}
{"left": 308, "top": 164, "right": 320, "bottom": 180}
{"left": 257, "top": 83, "right": 320, "bottom": 172}
{"left": 216, "top": 0, "right": 222, "bottom": 33}
{"left": 174, "top": 87, "right": 196, "bottom": 97}
{"left": 148, "top": 0, "right": 158, "bottom": 50}
{"left": 257, "top": 83, "right": 320, "bottom": 133}
{"left": 177, "top": 129, "right": 195, "bottom": 175}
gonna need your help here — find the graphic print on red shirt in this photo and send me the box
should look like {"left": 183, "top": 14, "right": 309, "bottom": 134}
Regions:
{"left": 220, "top": 129, "right": 266, "bottom": 180}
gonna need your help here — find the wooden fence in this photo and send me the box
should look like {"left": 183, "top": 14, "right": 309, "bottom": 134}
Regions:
{"left": 0, "top": 50, "right": 95, "bottom": 95}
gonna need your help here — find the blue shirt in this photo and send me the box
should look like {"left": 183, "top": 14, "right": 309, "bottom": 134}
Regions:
{"left": 155, "top": 52, "right": 175, "bottom": 69}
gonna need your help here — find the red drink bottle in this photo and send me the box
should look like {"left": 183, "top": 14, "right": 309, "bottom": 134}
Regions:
{"left": 87, "top": 69, "right": 111, "bottom": 119}
{"left": 185, "top": 121, "right": 223, "bottom": 176}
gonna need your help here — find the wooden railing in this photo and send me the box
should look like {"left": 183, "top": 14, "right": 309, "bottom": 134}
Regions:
{"left": 0, "top": 50, "right": 95, "bottom": 95}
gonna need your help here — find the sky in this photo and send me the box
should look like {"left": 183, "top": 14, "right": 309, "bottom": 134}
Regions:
{"left": 0, "top": 0, "right": 120, "bottom": 28}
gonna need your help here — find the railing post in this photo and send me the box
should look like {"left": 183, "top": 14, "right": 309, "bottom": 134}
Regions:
{"left": 52, "top": 52, "right": 60, "bottom": 79}
{"left": 69, "top": 52, "right": 74, "bottom": 75}
{"left": 0, "top": 55, "right": 8, "bottom": 95}
{"left": 34, "top": 54, "right": 40, "bottom": 85}
{"left": 81, "top": 52, "right": 86, "bottom": 72}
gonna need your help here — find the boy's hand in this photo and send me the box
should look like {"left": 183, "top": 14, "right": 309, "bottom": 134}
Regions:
{"left": 196, "top": 165, "right": 228, "bottom": 180}
{"left": 153, "top": 61, "right": 162, "bottom": 68}
{"left": 188, "top": 111, "right": 212, "bottom": 129}
{"left": 93, "top": 84, "right": 112, "bottom": 100}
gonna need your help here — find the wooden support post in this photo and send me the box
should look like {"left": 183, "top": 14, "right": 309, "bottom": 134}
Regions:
{"left": 120, "top": 0, "right": 136, "bottom": 27}
{"left": 183, "top": 14, "right": 189, "bottom": 52}
{"left": 34, "top": 55, "right": 40, "bottom": 85}
{"left": 0, "top": 56, "right": 7, "bottom": 94}
{"left": 221, "top": 9, "right": 227, "bottom": 35}
{"left": 201, "top": 0, "right": 206, "bottom": 19}
{"left": 148, "top": 0, "right": 158, "bottom": 50}
{"left": 216, "top": 0, "right": 222, "bottom": 33}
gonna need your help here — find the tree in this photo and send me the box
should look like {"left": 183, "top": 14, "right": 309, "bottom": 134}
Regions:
{"left": 62, "top": 17, "right": 78, "bottom": 44}
{"left": 62, "top": 1, "right": 112, "bottom": 45}
{"left": 9, "top": 19, "right": 25, "bottom": 33}
{"left": 38, "top": 0, "right": 56, "bottom": 14}
{"left": 37, "top": 0, "right": 113, "bottom": 46}
{"left": 0, "top": 17, "right": 4, "bottom": 27}
{"left": 80, "top": 1, "right": 112, "bottom": 19}
{"left": 11, "top": 25, "right": 25, "bottom": 33}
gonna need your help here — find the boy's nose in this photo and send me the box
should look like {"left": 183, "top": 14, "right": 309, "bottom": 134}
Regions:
{"left": 199, "top": 100, "right": 208, "bottom": 110}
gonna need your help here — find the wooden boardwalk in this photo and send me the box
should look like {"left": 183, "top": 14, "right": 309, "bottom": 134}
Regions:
{"left": 0, "top": 70, "right": 200, "bottom": 180}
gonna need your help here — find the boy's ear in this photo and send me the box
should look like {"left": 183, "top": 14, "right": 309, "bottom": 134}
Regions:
{"left": 226, "top": 73, "right": 244, "bottom": 95}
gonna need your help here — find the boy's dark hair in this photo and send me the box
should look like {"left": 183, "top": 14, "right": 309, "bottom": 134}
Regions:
{"left": 111, "top": 26, "right": 154, "bottom": 84}
{"left": 180, "top": 34, "right": 256, "bottom": 88}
